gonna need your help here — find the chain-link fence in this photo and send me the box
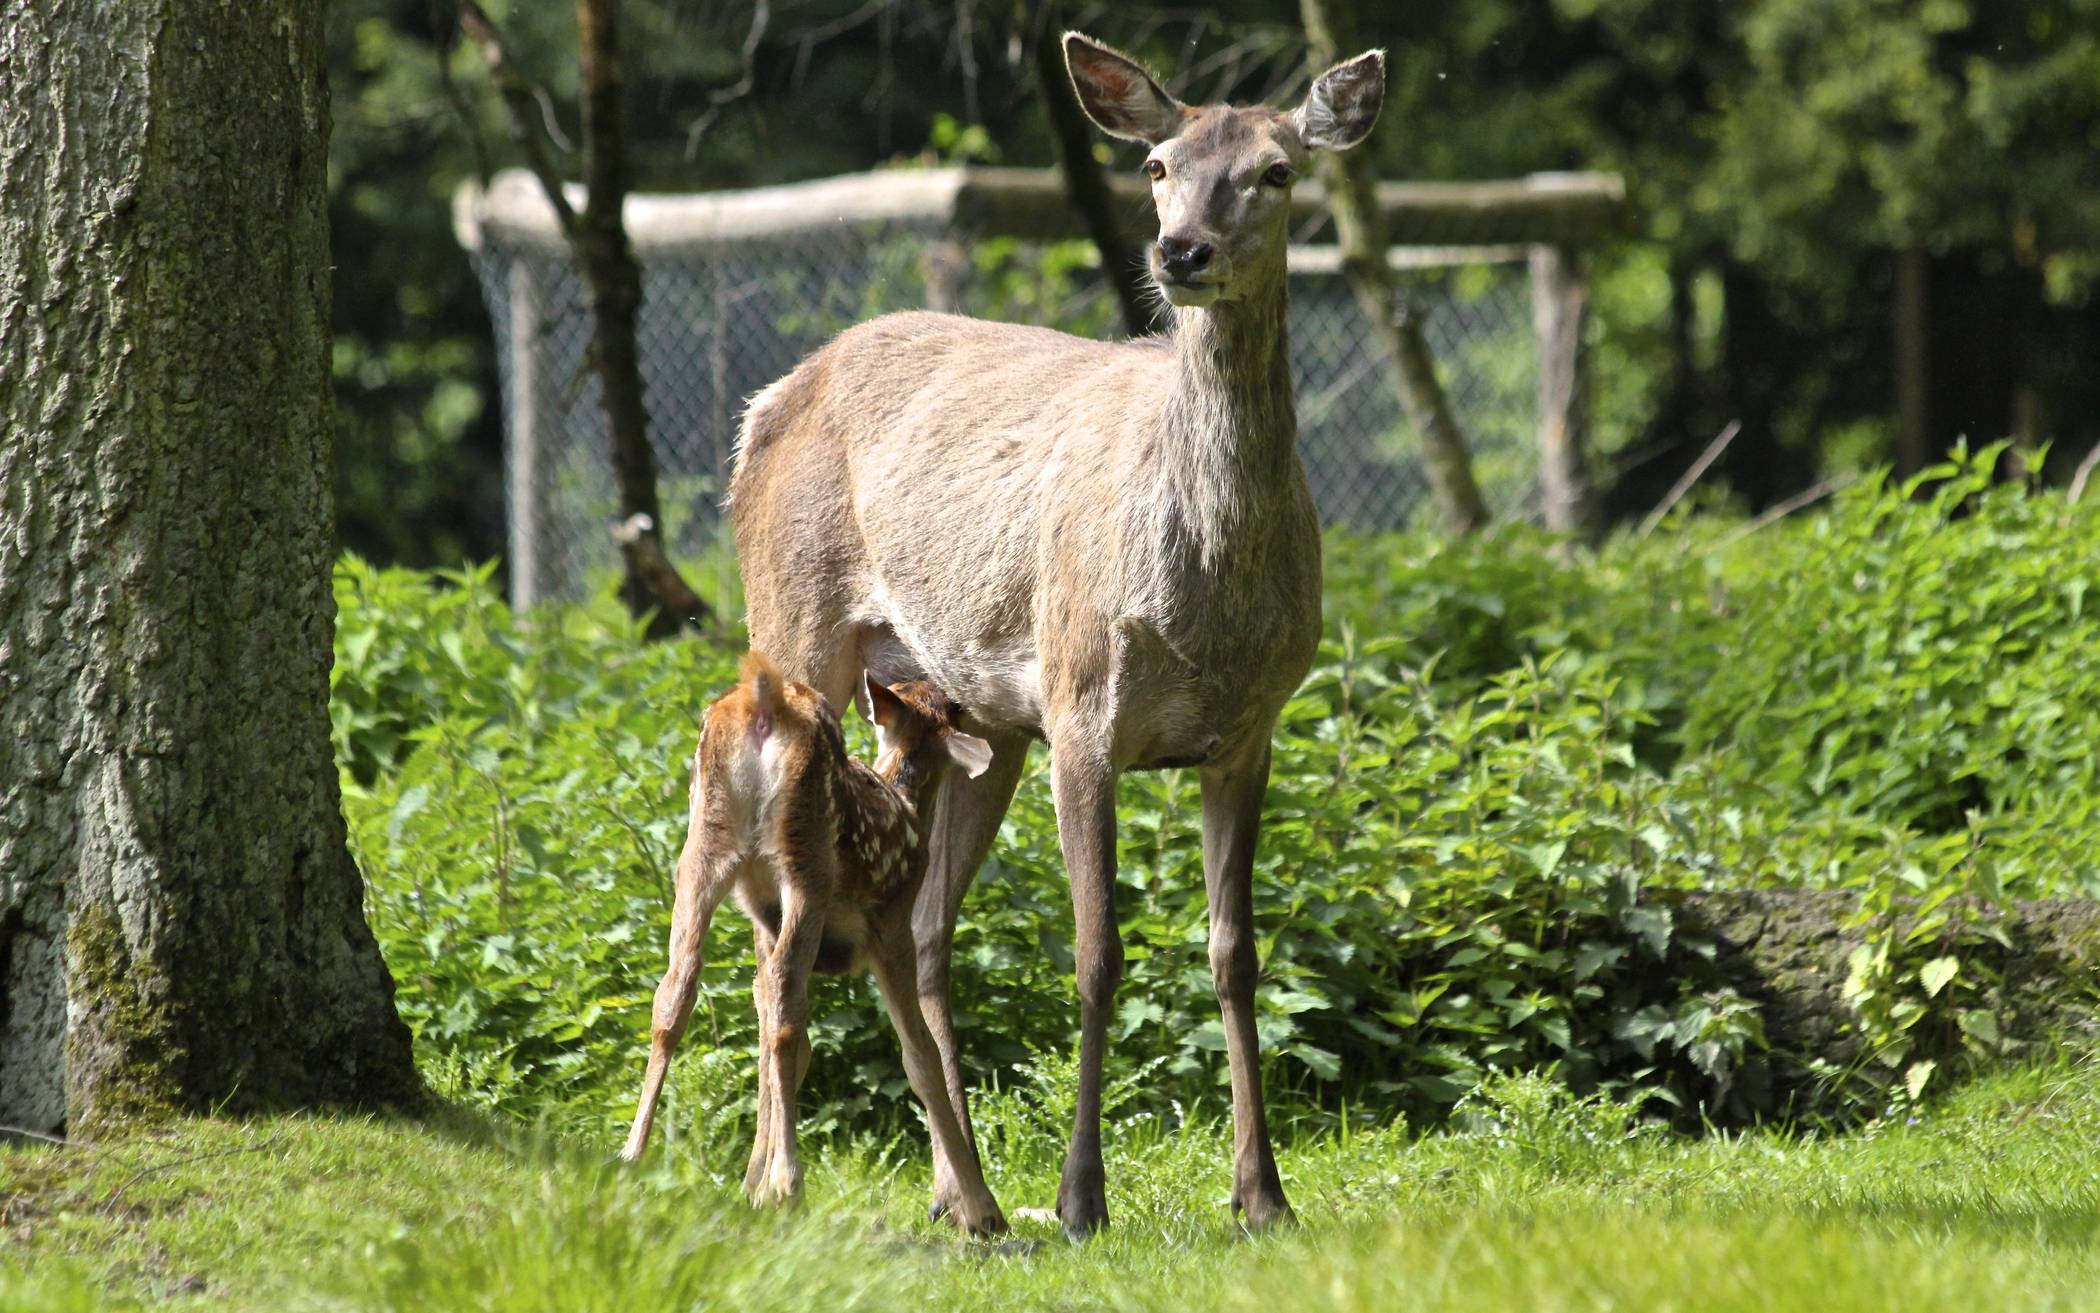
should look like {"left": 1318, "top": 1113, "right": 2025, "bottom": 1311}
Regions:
{"left": 455, "top": 167, "right": 1619, "bottom": 610}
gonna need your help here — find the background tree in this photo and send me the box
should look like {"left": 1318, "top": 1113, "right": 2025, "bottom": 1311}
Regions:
{"left": 0, "top": 0, "right": 418, "bottom": 1135}
{"left": 455, "top": 0, "right": 712, "bottom": 637}
{"left": 1302, "top": 0, "right": 1492, "bottom": 535}
{"left": 322, "top": 0, "right": 2100, "bottom": 565}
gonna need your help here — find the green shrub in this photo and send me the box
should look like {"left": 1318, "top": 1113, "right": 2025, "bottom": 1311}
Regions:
{"left": 335, "top": 455, "right": 2100, "bottom": 1142}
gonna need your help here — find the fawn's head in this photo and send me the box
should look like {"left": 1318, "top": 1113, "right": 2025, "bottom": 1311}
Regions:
{"left": 864, "top": 676, "right": 993, "bottom": 784}
{"left": 1065, "top": 33, "right": 1385, "bottom": 310}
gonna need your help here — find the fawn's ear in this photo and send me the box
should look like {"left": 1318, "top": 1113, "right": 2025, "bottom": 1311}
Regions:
{"left": 943, "top": 731, "right": 994, "bottom": 779}
{"left": 863, "top": 673, "right": 907, "bottom": 730}
{"left": 1292, "top": 50, "right": 1385, "bottom": 152}
{"left": 1065, "top": 32, "right": 1186, "bottom": 145}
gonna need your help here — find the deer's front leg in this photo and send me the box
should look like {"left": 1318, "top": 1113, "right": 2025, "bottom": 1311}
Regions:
{"left": 1201, "top": 742, "right": 1292, "bottom": 1229}
{"left": 871, "top": 906, "right": 1009, "bottom": 1237}
{"left": 912, "top": 734, "right": 1027, "bottom": 1225}
{"left": 1050, "top": 736, "right": 1122, "bottom": 1240}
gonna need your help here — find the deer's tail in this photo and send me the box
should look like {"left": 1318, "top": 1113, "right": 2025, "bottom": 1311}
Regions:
{"left": 740, "top": 650, "right": 788, "bottom": 723}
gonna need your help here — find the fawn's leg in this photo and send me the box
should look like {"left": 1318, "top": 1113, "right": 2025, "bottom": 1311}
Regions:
{"left": 745, "top": 918, "right": 777, "bottom": 1195}
{"left": 871, "top": 909, "right": 1008, "bottom": 1237}
{"left": 743, "top": 918, "right": 814, "bottom": 1196}
{"left": 750, "top": 881, "right": 825, "bottom": 1206}
{"left": 621, "top": 836, "right": 730, "bottom": 1161}
{"left": 1201, "top": 741, "right": 1292, "bottom": 1229}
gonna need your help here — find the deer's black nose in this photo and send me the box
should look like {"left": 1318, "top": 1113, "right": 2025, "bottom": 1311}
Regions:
{"left": 1157, "top": 236, "right": 1213, "bottom": 279}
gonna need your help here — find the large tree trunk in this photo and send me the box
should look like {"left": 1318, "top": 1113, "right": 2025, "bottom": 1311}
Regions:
{"left": 1299, "top": 0, "right": 1490, "bottom": 536}
{"left": 0, "top": 0, "right": 418, "bottom": 1136}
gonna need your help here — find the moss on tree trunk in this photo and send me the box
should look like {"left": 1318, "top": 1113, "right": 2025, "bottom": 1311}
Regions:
{"left": 0, "top": 0, "right": 418, "bottom": 1136}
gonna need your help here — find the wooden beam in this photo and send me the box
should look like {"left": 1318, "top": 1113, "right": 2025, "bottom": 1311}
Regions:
{"left": 1531, "top": 244, "right": 1598, "bottom": 536}
{"left": 455, "top": 166, "right": 1628, "bottom": 256}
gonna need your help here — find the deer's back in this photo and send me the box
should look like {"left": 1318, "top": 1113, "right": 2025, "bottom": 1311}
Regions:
{"left": 730, "top": 311, "right": 1317, "bottom": 745}
{"left": 732, "top": 313, "right": 1164, "bottom": 695}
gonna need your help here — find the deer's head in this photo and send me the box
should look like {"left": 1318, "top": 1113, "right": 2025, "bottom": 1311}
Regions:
{"left": 1065, "top": 33, "right": 1385, "bottom": 310}
{"left": 864, "top": 675, "right": 993, "bottom": 784}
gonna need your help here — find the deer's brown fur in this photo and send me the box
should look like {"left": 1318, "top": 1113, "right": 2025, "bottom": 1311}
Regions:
{"left": 619, "top": 652, "right": 1005, "bottom": 1236}
{"left": 724, "top": 34, "right": 1386, "bottom": 1237}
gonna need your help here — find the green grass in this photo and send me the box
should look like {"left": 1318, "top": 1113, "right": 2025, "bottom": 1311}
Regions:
{"left": 9, "top": 1060, "right": 2100, "bottom": 1311}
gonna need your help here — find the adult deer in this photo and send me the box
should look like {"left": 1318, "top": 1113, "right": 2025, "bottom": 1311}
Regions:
{"left": 728, "top": 33, "right": 1384, "bottom": 1238}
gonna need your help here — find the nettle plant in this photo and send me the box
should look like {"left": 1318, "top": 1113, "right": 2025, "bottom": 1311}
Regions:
{"left": 333, "top": 454, "right": 2100, "bottom": 1139}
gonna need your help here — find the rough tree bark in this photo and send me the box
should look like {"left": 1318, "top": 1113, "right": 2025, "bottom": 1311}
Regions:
{"left": 459, "top": 0, "right": 710, "bottom": 640}
{"left": 0, "top": 0, "right": 419, "bottom": 1136}
{"left": 1020, "top": 0, "right": 1155, "bottom": 338}
{"left": 1299, "top": 0, "right": 1490, "bottom": 536}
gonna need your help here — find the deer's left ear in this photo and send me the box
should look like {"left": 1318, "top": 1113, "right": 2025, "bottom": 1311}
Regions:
{"left": 1292, "top": 50, "right": 1385, "bottom": 152}
{"left": 943, "top": 731, "right": 994, "bottom": 779}
{"left": 862, "top": 673, "right": 906, "bottom": 729}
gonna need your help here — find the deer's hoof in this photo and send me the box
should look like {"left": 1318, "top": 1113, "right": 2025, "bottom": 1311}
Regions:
{"left": 1055, "top": 1173, "right": 1110, "bottom": 1241}
{"left": 962, "top": 1202, "right": 1011, "bottom": 1239}
{"left": 1233, "top": 1190, "right": 1296, "bottom": 1234}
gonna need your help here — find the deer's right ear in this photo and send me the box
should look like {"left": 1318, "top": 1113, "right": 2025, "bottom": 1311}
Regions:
{"left": 1064, "top": 32, "right": 1186, "bottom": 145}
{"left": 943, "top": 731, "right": 994, "bottom": 779}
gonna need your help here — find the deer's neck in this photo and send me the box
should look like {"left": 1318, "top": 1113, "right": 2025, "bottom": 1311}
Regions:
{"left": 881, "top": 756, "right": 938, "bottom": 821}
{"left": 1156, "top": 275, "right": 1297, "bottom": 553}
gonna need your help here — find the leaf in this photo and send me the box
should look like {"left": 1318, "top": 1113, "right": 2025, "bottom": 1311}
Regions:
{"left": 1917, "top": 955, "right": 1959, "bottom": 998}
{"left": 1285, "top": 1042, "right": 1342, "bottom": 1081}
{"left": 1522, "top": 841, "right": 1567, "bottom": 877}
{"left": 1958, "top": 1008, "right": 2003, "bottom": 1048}
{"left": 1905, "top": 1059, "right": 1936, "bottom": 1102}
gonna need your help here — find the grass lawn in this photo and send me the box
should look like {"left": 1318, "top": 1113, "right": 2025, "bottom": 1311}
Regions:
{"left": 7, "top": 1060, "right": 2100, "bottom": 1312}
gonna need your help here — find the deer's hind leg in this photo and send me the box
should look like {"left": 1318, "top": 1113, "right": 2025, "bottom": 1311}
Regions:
{"left": 749, "top": 876, "right": 827, "bottom": 1206}
{"left": 621, "top": 817, "right": 734, "bottom": 1161}
{"left": 742, "top": 914, "right": 811, "bottom": 1198}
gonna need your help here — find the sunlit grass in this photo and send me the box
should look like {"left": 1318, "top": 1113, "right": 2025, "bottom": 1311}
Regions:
{"left": 7, "top": 1059, "right": 2100, "bottom": 1311}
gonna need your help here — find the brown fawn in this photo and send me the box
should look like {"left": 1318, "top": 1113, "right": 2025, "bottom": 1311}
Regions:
{"left": 618, "top": 652, "right": 1008, "bottom": 1237}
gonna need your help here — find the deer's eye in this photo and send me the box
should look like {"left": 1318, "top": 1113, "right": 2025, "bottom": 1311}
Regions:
{"left": 1263, "top": 163, "right": 1295, "bottom": 188}
{"left": 1144, "top": 159, "right": 1167, "bottom": 182}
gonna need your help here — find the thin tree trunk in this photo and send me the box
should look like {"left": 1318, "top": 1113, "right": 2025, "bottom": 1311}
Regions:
{"left": 1299, "top": 0, "right": 1489, "bottom": 535}
{"left": 1022, "top": 0, "right": 1155, "bottom": 337}
{"left": 575, "top": 0, "right": 708, "bottom": 637}
{"left": 1893, "top": 244, "right": 1931, "bottom": 479}
{"left": 0, "top": 0, "right": 417, "bottom": 1136}
{"left": 460, "top": 0, "right": 709, "bottom": 637}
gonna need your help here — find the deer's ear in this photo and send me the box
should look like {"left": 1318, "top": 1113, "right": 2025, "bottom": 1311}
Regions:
{"left": 1064, "top": 32, "right": 1185, "bottom": 145}
{"left": 862, "top": 674, "right": 906, "bottom": 729}
{"left": 943, "top": 731, "right": 994, "bottom": 779}
{"left": 1292, "top": 50, "right": 1385, "bottom": 153}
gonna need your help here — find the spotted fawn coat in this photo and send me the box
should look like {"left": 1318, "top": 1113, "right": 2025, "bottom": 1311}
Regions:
{"left": 618, "top": 652, "right": 1006, "bottom": 1236}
